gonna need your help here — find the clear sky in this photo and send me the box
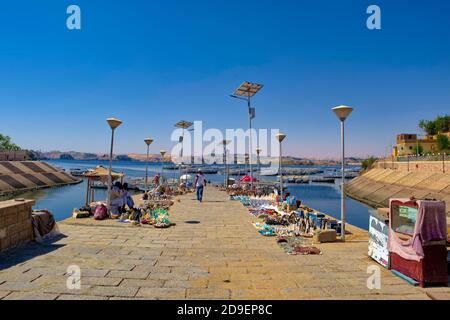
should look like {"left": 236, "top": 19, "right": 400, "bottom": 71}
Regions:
{"left": 1, "top": 0, "right": 449, "bottom": 158}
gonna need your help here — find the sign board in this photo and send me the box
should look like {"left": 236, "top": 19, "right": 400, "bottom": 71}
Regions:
{"left": 249, "top": 107, "right": 256, "bottom": 119}
{"left": 368, "top": 211, "right": 390, "bottom": 268}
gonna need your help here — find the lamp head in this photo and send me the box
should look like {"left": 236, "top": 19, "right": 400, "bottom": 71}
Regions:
{"left": 256, "top": 148, "right": 262, "bottom": 154}
{"left": 160, "top": 150, "right": 167, "bottom": 157}
{"left": 275, "top": 133, "right": 287, "bottom": 143}
{"left": 107, "top": 118, "right": 122, "bottom": 130}
{"left": 144, "top": 138, "right": 154, "bottom": 146}
{"left": 332, "top": 105, "right": 353, "bottom": 121}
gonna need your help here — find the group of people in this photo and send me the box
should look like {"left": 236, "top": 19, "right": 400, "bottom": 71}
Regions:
{"left": 109, "top": 169, "right": 207, "bottom": 216}
{"left": 110, "top": 181, "right": 135, "bottom": 217}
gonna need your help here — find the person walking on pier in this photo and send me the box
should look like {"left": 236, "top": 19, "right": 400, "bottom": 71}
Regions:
{"left": 194, "top": 169, "right": 207, "bottom": 203}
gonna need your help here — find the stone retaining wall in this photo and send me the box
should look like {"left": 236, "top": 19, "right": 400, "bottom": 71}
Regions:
{"left": 346, "top": 168, "right": 450, "bottom": 217}
{"left": 0, "top": 161, "right": 80, "bottom": 196}
{"left": 0, "top": 200, "right": 35, "bottom": 251}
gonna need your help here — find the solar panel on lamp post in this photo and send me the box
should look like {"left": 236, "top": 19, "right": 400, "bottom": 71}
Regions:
{"left": 256, "top": 148, "right": 262, "bottom": 182}
{"left": 144, "top": 138, "right": 154, "bottom": 194}
{"left": 220, "top": 140, "right": 231, "bottom": 187}
{"left": 230, "top": 81, "right": 263, "bottom": 190}
{"left": 332, "top": 105, "right": 353, "bottom": 242}
{"left": 175, "top": 121, "right": 193, "bottom": 183}
{"left": 160, "top": 150, "right": 167, "bottom": 184}
{"left": 275, "top": 134, "right": 286, "bottom": 199}
{"left": 106, "top": 118, "right": 122, "bottom": 215}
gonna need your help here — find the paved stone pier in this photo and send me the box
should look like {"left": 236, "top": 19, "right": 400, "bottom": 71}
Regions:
{"left": 0, "top": 188, "right": 448, "bottom": 300}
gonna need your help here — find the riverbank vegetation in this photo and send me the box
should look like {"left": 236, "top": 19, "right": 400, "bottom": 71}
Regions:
{"left": 0, "top": 133, "right": 21, "bottom": 151}
{"left": 361, "top": 156, "right": 377, "bottom": 172}
{"left": 419, "top": 115, "right": 450, "bottom": 136}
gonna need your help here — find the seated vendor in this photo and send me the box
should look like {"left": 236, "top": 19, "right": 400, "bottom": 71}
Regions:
{"left": 121, "top": 183, "right": 135, "bottom": 210}
{"left": 110, "top": 181, "right": 125, "bottom": 217}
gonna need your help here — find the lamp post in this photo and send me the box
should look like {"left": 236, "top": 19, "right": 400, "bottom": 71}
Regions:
{"left": 175, "top": 121, "right": 193, "bottom": 182}
{"left": 407, "top": 154, "right": 410, "bottom": 172}
{"left": 231, "top": 81, "right": 263, "bottom": 190}
{"left": 332, "top": 105, "right": 353, "bottom": 242}
{"left": 220, "top": 140, "right": 231, "bottom": 186}
{"left": 106, "top": 118, "right": 122, "bottom": 213}
{"left": 275, "top": 133, "right": 286, "bottom": 199}
{"left": 443, "top": 153, "right": 446, "bottom": 174}
{"left": 160, "top": 150, "right": 167, "bottom": 185}
{"left": 256, "top": 148, "right": 262, "bottom": 181}
{"left": 144, "top": 138, "right": 154, "bottom": 193}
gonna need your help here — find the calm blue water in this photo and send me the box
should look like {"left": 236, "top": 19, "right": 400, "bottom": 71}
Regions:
{"left": 287, "top": 183, "right": 374, "bottom": 230}
{"left": 12, "top": 160, "right": 373, "bottom": 230}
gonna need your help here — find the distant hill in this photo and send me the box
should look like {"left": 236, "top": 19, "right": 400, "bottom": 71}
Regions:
{"left": 32, "top": 150, "right": 170, "bottom": 162}
{"left": 32, "top": 150, "right": 362, "bottom": 165}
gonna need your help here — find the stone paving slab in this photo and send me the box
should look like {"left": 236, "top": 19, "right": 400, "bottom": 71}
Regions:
{"left": 0, "top": 187, "right": 447, "bottom": 300}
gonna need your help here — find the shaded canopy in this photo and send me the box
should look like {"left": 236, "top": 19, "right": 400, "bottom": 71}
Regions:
{"left": 83, "top": 166, "right": 125, "bottom": 181}
{"left": 240, "top": 175, "right": 257, "bottom": 182}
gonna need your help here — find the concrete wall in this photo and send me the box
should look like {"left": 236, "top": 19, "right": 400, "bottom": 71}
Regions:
{"left": 346, "top": 168, "right": 450, "bottom": 217}
{"left": 0, "top": 161, "right": 80, "bottom": 196}
{"left": 0, "top": 199, "right": 34, "bottom": 251}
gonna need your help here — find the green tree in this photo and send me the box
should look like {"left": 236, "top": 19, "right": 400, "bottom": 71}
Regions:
{"left": 0, "top": 134, "right": 21, "bottom": 151}
{"left": 419, "top": 115, "right": 450, "bottom": 135}
{"left": 361, "top": 156, "right": 377, "bottom": 171}
{"left": 437, "top": 134, "right": 450, "bottom": 152}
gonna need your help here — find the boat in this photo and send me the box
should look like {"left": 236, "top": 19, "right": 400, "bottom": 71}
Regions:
{"left": 186, "top": 167, "right": 219, "bottom": 174}
{"left": 69, "top": 168, "right": 87, "bottom": 177}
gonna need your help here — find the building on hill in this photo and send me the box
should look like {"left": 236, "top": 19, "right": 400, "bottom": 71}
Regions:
{"left": 394, "top": 129, "right": 450, "bottom": 157}
{"left": 0, "top": 150, "right": 29, "bottom": 161}
{"left": 394, "top": 134, "right": 438, "bottom": 157}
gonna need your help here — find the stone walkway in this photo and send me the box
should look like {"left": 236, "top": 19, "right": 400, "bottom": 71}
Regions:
{"left": 0, "top": 188, "right": 448, "bottom": 300}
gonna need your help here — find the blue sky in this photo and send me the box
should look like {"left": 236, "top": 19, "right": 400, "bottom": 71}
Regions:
{"left": 0, "top": 0, "right": 449, "bottom": 158}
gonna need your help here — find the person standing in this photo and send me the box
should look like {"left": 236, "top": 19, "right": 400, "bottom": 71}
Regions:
{"left": 194, "top": 169, "right": 207, "bottom": 202}
{"left": 153, "top": 173, "right": 161, "bottom": 186}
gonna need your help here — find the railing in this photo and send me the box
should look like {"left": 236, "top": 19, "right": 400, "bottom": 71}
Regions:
{"left": 396, "top": 153, "right": 448, "bottom": 162}
{"left": 377, "top": 153, "right": 448, "bottom": 174}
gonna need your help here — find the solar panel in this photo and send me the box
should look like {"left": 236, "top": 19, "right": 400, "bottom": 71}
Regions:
{"left": 234, "top": 81, "right": 263, "bottom": 97}
{"left": 175, "top": 121, "right": 194, "bottom": 129}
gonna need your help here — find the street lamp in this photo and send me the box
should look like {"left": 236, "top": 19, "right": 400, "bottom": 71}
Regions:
{"left": 231, "top": 81, "right": 263, "bottom": 190}
{"left": 256, "top": 148, "right": 262, "bottom": 181}
{"left": 144, "top": 138, "right": 154, "bottom": 193}
{"left": 175, "top": 120, "right": 193, "bottom": 181}
{"left": 220, "top": 140, "right": 231, "bottom": 186}
{"left": 275, "top": 133, "right": 286, "bottom": 200}
{"left": 332, "top": 105, "right": 353, "bottom": 242}
{"left": 106, "top": 117, "right": 122, "bottom": 214}
{"left": 160, "top": 150, "right": 167, "bottom": 184}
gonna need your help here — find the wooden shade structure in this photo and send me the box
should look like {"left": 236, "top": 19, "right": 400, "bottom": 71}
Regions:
{"left": 82, "top": 166, "right": 125, "bottom": 206}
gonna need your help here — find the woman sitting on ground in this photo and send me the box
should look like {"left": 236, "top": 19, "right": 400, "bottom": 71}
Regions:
{"left": 121, "top": 183, "right": 135, "bottom": 211}
{"left": 110, "top": 181, "right": 124, "bottom": 218}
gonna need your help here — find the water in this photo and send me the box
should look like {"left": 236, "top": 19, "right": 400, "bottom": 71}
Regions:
{"left": 287, "top": 183, "right": 375, "bottom": 230}
{"left": 8, "top": 160, "right": 374, "bottom": 229}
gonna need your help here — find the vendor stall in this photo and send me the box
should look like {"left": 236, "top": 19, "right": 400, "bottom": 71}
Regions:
{"left": 388, "top": 198, "right": 448, "bottom": 288}
{"left": 82, "top": 166, "right": 125, "bottom": 206}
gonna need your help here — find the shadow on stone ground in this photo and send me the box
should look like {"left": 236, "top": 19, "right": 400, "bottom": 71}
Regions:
{"left": 0, "top": 235, "right": 66, "bottom": 271}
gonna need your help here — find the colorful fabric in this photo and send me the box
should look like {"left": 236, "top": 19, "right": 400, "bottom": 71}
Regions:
{"left": 388, "top": 199, "right": 447, "bottom": 262}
